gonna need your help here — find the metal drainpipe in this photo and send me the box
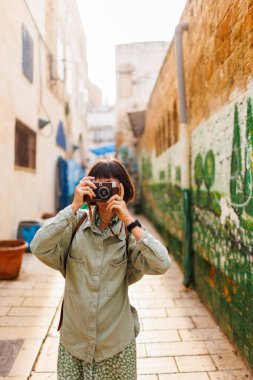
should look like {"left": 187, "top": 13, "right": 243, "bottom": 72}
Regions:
{"left": 174, "top": 21, "right": 192, "bottom": 287}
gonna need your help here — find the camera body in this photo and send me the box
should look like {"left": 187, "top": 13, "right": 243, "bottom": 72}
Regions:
{"left": 84, "top": 181, "right": 120, "bottom": 203}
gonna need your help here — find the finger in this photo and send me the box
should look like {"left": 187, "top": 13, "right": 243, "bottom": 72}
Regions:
{"left": 107, "top": 204, "right": 121, "bottom": 213}
{"left": 106, "top": 198, "right": 121, "bottom": 208}
{"left": 107, "top": 193, "right": 124, "bottom": 204}
{"left": 80, "top": 180, "right": 97, "bottom": 189}
{"left": 80, "top": 176, "right": 95, "bottom": 183}
{"left": 79, "top": 188, "right": 95, "bottom": 199}
{"left": 78, "top": 184, "right": 96, "bottom": 197}
{"left": 106, "top": 201, "right": 122, "bottom": 211}
{"left": 107, "top": 194, "right": 120, "bottom": 203}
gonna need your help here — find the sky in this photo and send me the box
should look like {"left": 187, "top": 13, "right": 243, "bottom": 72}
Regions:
{"left": 77, "top": 0, "right": 187, "bottom": 104}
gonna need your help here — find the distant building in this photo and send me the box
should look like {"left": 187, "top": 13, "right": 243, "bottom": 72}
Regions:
{"left": 88, "top": 80, "right": 102, "bottom": 111}
{"left": 0, "top": 0, "right": 89, "bottom": 238}
{"left": 87, "top": 104, "right": 116, "bottom": 168}
{"left": 115, "top": 41, "right": 169, "bottom": 163}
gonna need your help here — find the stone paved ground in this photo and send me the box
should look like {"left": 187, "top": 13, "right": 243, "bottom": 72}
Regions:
{"left": 0, "top": 214, "right": 252, "bottom": 380}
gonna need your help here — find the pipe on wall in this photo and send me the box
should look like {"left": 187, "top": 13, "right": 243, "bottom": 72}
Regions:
{"left": 174, "top": 21, "right": 193, "bottom": 287}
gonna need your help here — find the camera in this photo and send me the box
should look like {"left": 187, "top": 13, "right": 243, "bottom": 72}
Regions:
{"left": 83, "top": 181, "right": 120, "bottom": 202}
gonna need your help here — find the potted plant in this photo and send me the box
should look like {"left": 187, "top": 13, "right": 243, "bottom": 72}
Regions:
{"left": 0, "top": 240, "right": 27, "bottom": 280}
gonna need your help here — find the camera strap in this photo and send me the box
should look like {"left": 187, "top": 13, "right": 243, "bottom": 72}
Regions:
{"left": 57, "top": 211, "right": 87, "bottom": 331}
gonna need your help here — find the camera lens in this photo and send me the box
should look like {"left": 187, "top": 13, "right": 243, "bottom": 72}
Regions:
{"left": 98, "top": 186, "right": 110, "bottom": 199}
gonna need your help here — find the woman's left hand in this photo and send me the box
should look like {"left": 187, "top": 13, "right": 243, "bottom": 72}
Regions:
{"left": 106, "top": 184, "right": 134, "bottom": 225}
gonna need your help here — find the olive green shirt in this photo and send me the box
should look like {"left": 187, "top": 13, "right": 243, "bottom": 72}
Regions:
{"left": 30, "top": 205, "right": 171, "bottom": 363}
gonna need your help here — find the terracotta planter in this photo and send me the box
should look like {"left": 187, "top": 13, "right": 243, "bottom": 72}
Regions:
{"left": 0, "top": 240, "right": 27, "bottom": 280}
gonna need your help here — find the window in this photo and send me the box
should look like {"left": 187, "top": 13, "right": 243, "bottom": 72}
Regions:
{"left": 15, "top": 120, "right": 36, "bottom": 169}
{"left": 22, "top": 24, "right": 34, "bottom": 83}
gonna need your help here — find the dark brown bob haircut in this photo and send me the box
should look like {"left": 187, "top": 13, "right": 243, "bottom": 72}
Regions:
{"left": 87, "top": 159, "right": 135, "bottom": 203}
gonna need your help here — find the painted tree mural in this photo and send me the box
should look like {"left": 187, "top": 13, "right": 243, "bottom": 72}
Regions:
{"left": 230, "top": 104, "right": 244, "bottom": 215}
{"left": 244, "top": 98, "right": 253, "bottom": 216}
{"left": 142, "top": 156, "right": 152, "bottom": 180}
{"left": 204, "top": 150, "right": 215, "bottom": 205}
{"left": 194, "top": 153, "right": 203, "bottom": 200}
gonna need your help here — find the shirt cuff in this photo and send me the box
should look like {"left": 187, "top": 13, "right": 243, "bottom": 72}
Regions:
{"left": 137, "top": 231, "right": 165, "bottom": 261}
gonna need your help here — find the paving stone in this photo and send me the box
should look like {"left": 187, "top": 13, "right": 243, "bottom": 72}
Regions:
{"left": 35, "top": 337, "right": 58, "bottom": 372}
{"left": 0, "top": 327, "right": 48, "bottom": 339}
{"left": 175, "top": 355, "right": 216, "bottom": 372}
{"left": 34, "top": 282, "right": 64, "bottom": 290}
{"left": 0, "top": 306, "right": 10, "bottom": 316}
{"left": 140, "top": 278, "right": 163, "bottom": 286}
{"left": 179, "top": 328, "right": 224, "bottom": 341}
{"left": 159, "top": 373, "right": 209, "bottom": 380}
{"left": 0, "top": 297, "right": 24, "bottom": 307}
{"left": 23, "top": 289, "right": 63, "bottom": 297}
{"left": 139, "top": 299, "right": 175, "bottom": 308}
{"left": 146, "top": 341, "right": 208, "bottom": 357}
{"left": 137, "top": 344, "right": 147, "bottom": 358}
{"left": 0, "top": 377, "right": 27, "bottom": 380}
{"left": 142, "top": 317, "right": 194, "bottom": 330}
{"left": 0, "top": 340, "right": 23, "bottom": 376}
{"left": 30, "top": 374, "right": 57, "bottom": 380}
{"left": 8, "top": 339, "right": 42, "bottom": 377}
{"left": 8, "top": 307, "right": 56, "bottom": 316}
{"left": 204, "top": 340, "right": 235, "bottom": 354}
{"left": 0, "top": 289, "right": 25, "bottom": 297}
{"left": 133, "top": 292, "right": 176, "bottom": 300}
{"left": 191, "top": 316, "right": 217, "bottom": 328}
{"left": 137, "top": 357, "right": 178, "bottom": 374}
{"left": 0, "top": 315, "right": 52, "bottom": 327}
{"left": 138, "top": 376, "right": 158, "bottom": 380}
{"left": 130, "top": 284, "right": 154, "bottom": 292}
{"left": 175, "top": 299, "right": 204, "bottom": 308}
{"left": 0, "top": 282, "right": 35, "bottom": 289}
{"left": 208, "top": 370, "right": 253, "bottom": 379}
{"left": 176, "top": 290, "right": 199, "bottom": 299}
{"left": 136, "top": 330, "right": 181, "bottom": 343}
{"left": 166, "top": 307, "right": 209, "bottom": 317}
{"left": 211, "top": 353, "right": 248, "bottom": 371}
{"left": 22, "top": 297, "right": 60, "bottom": 307}
{"left": 138, "top": 308, "right": 167, "bottom": 318}
{"left": 130, "top": 300, "right": 140, "bottom": 308}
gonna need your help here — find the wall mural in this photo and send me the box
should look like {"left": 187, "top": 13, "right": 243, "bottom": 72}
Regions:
{"left": 141, "top": 150, "right": 183, "bottom": 244}
{"left": 192, "top": 97, "right": 253, "bottom": 289}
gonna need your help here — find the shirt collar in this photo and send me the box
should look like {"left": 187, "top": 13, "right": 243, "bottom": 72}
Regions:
{"left": 81, "top": 205, "right": 125, "bottom": 240}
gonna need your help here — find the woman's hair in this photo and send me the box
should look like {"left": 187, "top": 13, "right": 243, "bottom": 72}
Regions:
{"left": 87, "top": 159, "right": 135, "bottom": 203}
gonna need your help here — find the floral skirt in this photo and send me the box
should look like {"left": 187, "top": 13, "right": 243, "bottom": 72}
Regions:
{"left": 57, "top": 338, "right": 137, "bottom": 380}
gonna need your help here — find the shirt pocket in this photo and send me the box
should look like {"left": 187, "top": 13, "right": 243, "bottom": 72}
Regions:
{"left": 65, "top": 256, "right": 86, "bottom": 294}
{"left": 107, "top": 258, "right": 128, "bottom": 297}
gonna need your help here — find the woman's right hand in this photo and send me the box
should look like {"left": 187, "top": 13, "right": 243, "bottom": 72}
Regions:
{"left": 71, "top": 176, "right": 97, "bottom": 213}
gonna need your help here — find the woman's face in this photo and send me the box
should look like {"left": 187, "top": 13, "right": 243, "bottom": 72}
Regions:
{"left": 94, "top": 177, "right": 121, "bottom": 212}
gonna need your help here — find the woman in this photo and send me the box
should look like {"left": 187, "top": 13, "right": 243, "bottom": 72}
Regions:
{"left": 30, "top": 158, "right": 171, "bottom": 380}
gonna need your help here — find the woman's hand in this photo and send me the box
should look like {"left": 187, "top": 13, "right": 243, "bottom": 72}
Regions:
{"left": 106, "top": 184, "right": 134, "bottom": 225}
{"left": 71, "top": 176, "right": 97, "bottom": 213}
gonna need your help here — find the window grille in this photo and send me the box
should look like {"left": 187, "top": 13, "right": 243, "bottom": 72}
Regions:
{"left": 15, "top": 120, "right": 36, "bottom": 169}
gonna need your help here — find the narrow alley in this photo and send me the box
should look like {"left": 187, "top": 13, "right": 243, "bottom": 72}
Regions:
{"left": 0, "top": 214, "right": 251, "bottom": 380}
{"left": 1, "top": 0, "right": 253, "bottom": 378}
